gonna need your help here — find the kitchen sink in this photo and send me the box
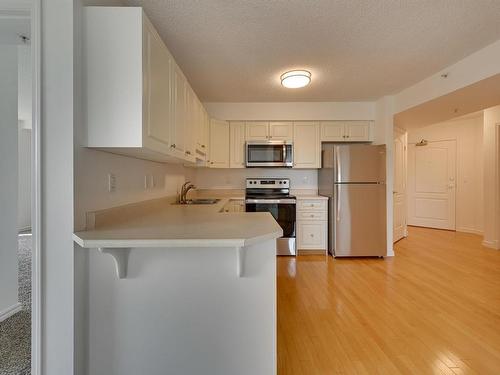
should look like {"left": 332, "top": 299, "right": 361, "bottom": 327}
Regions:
{"left": 174, "top": 198, "right": 221, "bottom": 205}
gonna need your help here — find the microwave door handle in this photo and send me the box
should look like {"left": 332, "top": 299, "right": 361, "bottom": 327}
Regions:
{"left": 282, "top": 144, "right": 286, "bottom": 162}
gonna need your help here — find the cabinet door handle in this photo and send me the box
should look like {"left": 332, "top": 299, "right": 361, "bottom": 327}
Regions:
{"left": 201, "top": 144, "right": 206, "bottom": 148}
{"left": 171, "top": 144, "right": 176, "bottom": 148}
{"left": 185, "top": 151, "right": 191, "bottom": 155}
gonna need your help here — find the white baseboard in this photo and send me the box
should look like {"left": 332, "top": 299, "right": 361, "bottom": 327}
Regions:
{"left": 18, "top": 226, "right": 32, "bottom": 233}
{"left": 0, "top": 302, "right": 22, "bottom": 322}
{"left": 482, "top": 239, "right": 500, "bottom": 250}
{"left": 457, "top": 227, "right": 483, "bottom": 235}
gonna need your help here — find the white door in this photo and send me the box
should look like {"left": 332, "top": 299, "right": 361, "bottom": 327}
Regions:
{"left": 246, "top": 122, "right": 269, "bottom": 141}
{"left": 293, "top": 122, "right": 320, "bottom": 168}
{"left": 393, "top": 127, "right": 407, "bottom": 242}
{"left": 229, "top": 121, "right": 246, "bottom": 168}
{"left": 209, "top": 119, "right": 229, "bottom": 168}
{"left": 408, "top": 140, "right": 456, "bottom": 230}
{"left": 268, "top": 122, "right": 293, "bottom": 141}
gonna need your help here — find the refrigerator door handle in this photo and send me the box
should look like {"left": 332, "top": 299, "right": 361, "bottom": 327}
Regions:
{"left": 336, "top": 184, "right": 341, "bottom": 221}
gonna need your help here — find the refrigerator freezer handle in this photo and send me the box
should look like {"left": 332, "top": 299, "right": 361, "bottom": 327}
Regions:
{"left": 335, "top": 146, "right": 341, "bottom": 182}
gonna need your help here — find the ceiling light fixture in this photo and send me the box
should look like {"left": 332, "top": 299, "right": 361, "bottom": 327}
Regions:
{"left": 280, "top": 70, "right": 311, "bottom": 89}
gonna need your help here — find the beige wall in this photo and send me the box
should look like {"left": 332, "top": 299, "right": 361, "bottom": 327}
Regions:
{"left": 407, "top": 114, "right": 484, "bottom": 234}
{"left": 483, "top": 106, "right": 500, "bottom": 249}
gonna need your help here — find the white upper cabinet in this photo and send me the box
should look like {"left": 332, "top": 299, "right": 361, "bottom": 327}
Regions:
{"left": 171, "top": 63, "right": 187, "bottom": 158}
{"left": 321, "top": 121, "right": 372, "bottom": 142}
{"left": 293, "top": 122, "right": 320, "bottom": 168}
{"left": 245, "top": 122, "right": 269, "bottom": 141}
{"left": 245, "top": 121, "right": 293, "bottom": 141}
{"left": 269, "top": 122, "right": 293, "bottom": 141}
{"left": 183, "top": 86, "right": 197, "bottom": 162}
{"left": 144, "top": 21, "right": 172, "bottom": 149}
{"left": 230, "top": 122, "right": 246, "bottom": 168}
{"left": 84, "top": 7, "right": 207, "bottom": 164}
{"left": 344, "top": 121, "right": 371, "bottom": 141}
{"left": 209, "top": 119, "right": 230, "bottom": 168}
{"left": 320, "top": 121, "right": 344, "bottom": 141}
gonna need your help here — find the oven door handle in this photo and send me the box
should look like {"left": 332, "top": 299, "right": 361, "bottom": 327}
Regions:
{"left": 245, "top": 199, "right": 296, "bottom": 204}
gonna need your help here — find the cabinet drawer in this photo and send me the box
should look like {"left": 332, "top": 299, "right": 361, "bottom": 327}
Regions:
{"left": 297, "top": 221, "right": 327, "bottom": 250}
{"left": 297, "top": 199, "right": 327, "bottom": 211}
{"left": 297, "top": 211, "right": 327, "bottom": 221}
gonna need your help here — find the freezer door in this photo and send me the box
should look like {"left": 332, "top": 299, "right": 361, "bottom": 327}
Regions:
{"left": 334, "top": 144, "right": 386, "bottom": 183}
{"left": 333, "top": 183, "right": 386, "bottom": 256}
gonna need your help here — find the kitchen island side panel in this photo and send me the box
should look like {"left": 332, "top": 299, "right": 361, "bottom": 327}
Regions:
{"left": 86, "top": 240, "right": 276, "bottom": 375}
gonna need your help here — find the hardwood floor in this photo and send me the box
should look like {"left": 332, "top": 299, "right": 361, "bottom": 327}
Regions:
{"left": 277, "top": 227, "right": 500, "bottom": 374}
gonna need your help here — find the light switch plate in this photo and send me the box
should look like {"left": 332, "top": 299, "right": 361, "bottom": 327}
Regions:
{"left": 108, "top": 173, "right": 116, "bottom": 193}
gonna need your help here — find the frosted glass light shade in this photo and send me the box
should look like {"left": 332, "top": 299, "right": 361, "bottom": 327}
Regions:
{"left": 280, "top": 70, "right": 311, "bottom": 88}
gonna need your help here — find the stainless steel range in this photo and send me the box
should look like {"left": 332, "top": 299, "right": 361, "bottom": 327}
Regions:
{"left": 245, "top": 178, "right": 296, "bottom": 256}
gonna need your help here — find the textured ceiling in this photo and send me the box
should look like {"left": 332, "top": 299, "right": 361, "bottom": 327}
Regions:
{"left": 124, "top": 0, "right": 500, "bottom": 102}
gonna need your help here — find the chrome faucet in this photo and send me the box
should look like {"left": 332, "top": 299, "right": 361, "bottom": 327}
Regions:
{"left": 179, "top": 181, "right": 196, "bottom": 204}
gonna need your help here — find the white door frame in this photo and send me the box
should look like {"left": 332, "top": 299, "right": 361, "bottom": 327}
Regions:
{"left": 393, "top": 126, "right": 408, "bottom": 241}
{"left": 0, "top": 1, "right": 42, "bottom": 374}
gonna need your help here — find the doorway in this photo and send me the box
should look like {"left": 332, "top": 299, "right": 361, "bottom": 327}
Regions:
{"left": 407, "top": 139, "right": 457, "bottom": 230}
{"left": 0, "top": 2, "right": 41, "bottom": 374}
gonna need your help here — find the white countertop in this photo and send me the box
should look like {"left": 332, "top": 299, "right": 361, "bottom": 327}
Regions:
{"left": 73, "top": 197, "right": 283, "bottom": 249}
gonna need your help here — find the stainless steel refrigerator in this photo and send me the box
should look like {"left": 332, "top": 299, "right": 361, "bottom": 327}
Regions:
{"left": 319, "top": 144, "right": 387, "bottom": 257}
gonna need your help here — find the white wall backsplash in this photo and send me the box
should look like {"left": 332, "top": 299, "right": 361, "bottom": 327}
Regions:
{"left": 192, "top": 168, "right": 318, "bottom": 190}
{"left": 74, "top": 148, "right": 189, "bottom": 230}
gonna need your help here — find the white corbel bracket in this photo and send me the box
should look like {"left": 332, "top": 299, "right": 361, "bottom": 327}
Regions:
{"left": 236, "top": 247, "right": 245, "bottom": 277}
{"left": 98, "top": 247, "right": 131, "bottom": 279}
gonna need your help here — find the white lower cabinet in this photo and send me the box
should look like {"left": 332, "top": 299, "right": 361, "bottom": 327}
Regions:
{"left": 297, "top": 222, "right": 326, "bottom": 249}
{"left": 296, "top": 198, "right": 328, "bottom": 252}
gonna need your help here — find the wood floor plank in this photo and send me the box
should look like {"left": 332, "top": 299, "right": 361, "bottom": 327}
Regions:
{"left": 277, "top": 227, "right": 500, "bottom": 374}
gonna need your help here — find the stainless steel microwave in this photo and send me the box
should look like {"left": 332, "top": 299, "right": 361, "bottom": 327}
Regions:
{"left": 246, "top": 141, "right": 293, "bottom": 167}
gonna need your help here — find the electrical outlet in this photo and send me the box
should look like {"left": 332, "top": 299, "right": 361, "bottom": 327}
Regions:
{"left": 108, "top": 173, "right": 116, "bottom": 193}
